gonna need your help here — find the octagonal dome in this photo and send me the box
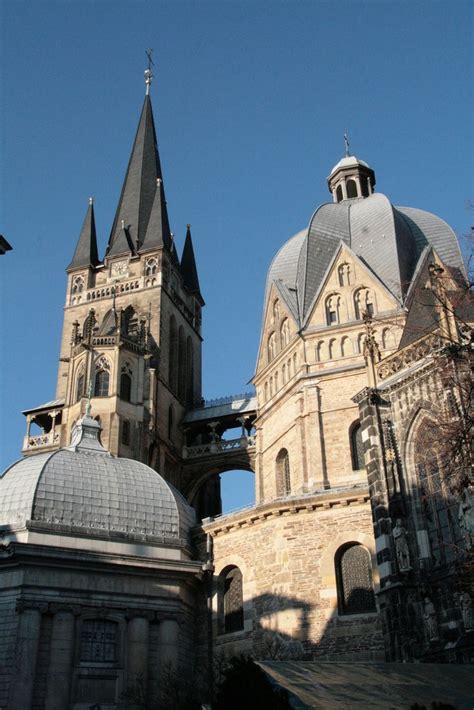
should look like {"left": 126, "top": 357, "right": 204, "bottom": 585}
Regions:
{"left": 264, "top": 192, "right": 464, "bottom": 326}
{"left": 0, "top": 416, "right": 195, "bottom": 543}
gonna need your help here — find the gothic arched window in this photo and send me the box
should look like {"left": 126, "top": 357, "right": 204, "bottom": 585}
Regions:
{"left": 72, "top": 275, "right": 84, "bottom": 294}
{"left": 120, "top": 372, "right": 132, "bottom": 402}
{"left": 94, "top": 369, "right": 109, "bottom": 397}
{"left": 145, "top": 256, "right": 158, "bottom": 276}
{"left": 335, "top": 543, "right": 376, "bottom": 615}
{"left": 168, "top": 405, "right": 174, "bottom": 440}
{"left": 413, "top": 421, "right": 463, "bottom": 565}
{"left": 178, "top": 326, "right": 186, "bottom": 401}
{"left": 80, "top": 619, "right": 118, "bottom": 663}
{"left": 93, "top": 357, "right": 110, "bottom": 398}
{"left": 76, "top": 371, "right": 85, "bottom": 402}
{"left": 186, "top": 336, "right": 194, "bottom": 407}
{"left": 350, "top": 421, "right": 364, "bottom": 470}
{"left": 168, "top": 316, "right": 177, "bottom": 393}
{"left": 121, "top": 419, "right": 130, "bottom": 446}
{"left": 276, "top": 448, "right": 291, "bottom": 496}
{"left": 219, "top": 566, "right": 244, "bottom": 634}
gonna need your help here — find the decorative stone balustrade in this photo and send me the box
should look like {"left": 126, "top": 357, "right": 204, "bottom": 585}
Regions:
{"left": 72, "top": 334, "right": 143, "bottom": 357}
{"left": 183, "top": 435, "right": 256, "bottom": 459}
{"left": 24, "top": 430, "right": 60, "bottom": 451}
{"left": 69, "top": 277, "right": 148, "bottom": 306}
{"left": 377, "top": 332, "right": 443, "bottom": 381}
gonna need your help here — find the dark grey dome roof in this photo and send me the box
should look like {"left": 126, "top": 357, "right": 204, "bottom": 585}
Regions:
{"left": 0, "top": 416, "right": 195, "bottom": 543}
{"left": 265, "top": 193, "right": 463, "bottom": 324}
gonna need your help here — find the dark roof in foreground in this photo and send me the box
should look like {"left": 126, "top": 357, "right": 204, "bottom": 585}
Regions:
{"left": 258, "top": 661, "right": 474, "bottom": 710}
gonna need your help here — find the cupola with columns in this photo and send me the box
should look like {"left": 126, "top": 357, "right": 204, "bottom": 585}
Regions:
{"left": 327, "top": 137, "right": 376, "bottom": 203}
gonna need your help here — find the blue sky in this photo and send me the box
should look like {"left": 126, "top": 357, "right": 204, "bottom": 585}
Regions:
{"left": 1, "top": 1, "right": 472, "bottom": 508}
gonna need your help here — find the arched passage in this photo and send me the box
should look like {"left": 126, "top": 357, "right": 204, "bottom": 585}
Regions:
{"left": 186, "top": 462, "right": 255, "bottom": 521}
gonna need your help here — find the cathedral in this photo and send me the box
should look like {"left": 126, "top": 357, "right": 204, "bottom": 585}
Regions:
{"left": 0, "top": 68, "right": 473, "bottom": 709}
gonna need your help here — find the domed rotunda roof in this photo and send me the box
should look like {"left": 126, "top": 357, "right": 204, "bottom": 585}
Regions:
{"left": 265, "top": 156, "right": 464, "bottom": 325}
{"left": 0, "top": 415, "right": 195, "bottom": 544}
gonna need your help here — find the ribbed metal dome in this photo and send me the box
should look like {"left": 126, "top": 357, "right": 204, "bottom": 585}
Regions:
{"left": 264, "top": 192, "right": 463, "bottom": 325}
{"left": 0, "top": 416, "right": 195, "bottom": 542}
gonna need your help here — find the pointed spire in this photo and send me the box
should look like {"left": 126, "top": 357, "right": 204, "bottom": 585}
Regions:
{"left": 106, "top": 94, "right": 171, "bottom": 258}
{"left": 67, "top": 198, "right": 100, "bottom": 271}
{"left": 140, "top": 177, "right": 172, "bottom": 252}
{"left": 181, "top": 224, "right": 204, "bottom": 304}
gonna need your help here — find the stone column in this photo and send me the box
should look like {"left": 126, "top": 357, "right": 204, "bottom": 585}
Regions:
{"left": 158, "top": 619, "right": 179, "bottom": 674}
{"left": 8, "top": 606, "right": 42, "bottom": 709}
{"left": 44, "top": 609, "right": 75, "bottom": 710}
{"left": 127, "top": 616, "right": 150, "bottom": 695}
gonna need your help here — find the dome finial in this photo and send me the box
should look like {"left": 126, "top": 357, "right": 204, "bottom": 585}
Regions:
{"left": 344, "top": 132, "right": 350, "bottom": 157}
{"left": 144, "top": 48, "right": 154, "bottom": 95}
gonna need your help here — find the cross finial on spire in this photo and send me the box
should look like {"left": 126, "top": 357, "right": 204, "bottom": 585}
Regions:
{"left": 89, "top": 196, "right": 94, "bottom": 206}
{"left": 344, "top": 132, "right": 350, "bottom": 157}
{"left": 144, "top": 49, "right": 154, "bottom": 95}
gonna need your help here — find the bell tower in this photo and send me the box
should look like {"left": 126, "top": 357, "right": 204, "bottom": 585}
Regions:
{"left": 23, "top": 67, "right": 204, "bottom": 490}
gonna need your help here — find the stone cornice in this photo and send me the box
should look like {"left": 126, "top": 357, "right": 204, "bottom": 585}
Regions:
{"left": 196, "top": 485, "right": 370, "bottom": 538}
{"left": 1, "top": 540, "right": 203, "bottom": 580}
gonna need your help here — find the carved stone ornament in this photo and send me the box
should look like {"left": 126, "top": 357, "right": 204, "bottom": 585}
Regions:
{"left": 422, "top": 597, "right": 439, "bottom": 642}
{"left": 392, "top": 519, "right": 411, "bottom": 572}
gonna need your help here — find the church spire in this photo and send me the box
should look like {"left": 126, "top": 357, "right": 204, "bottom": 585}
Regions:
{"left": 140, "top": 177, "right": 172, "bottom": 252}
{"left": 181, "top": 224, "right": 204, "bottom": 304}
{"left": 106, "top": 82, "right": 171, "bottom": 258}
{"left": 67, "top": 197, "right": 99, "bottom": 271}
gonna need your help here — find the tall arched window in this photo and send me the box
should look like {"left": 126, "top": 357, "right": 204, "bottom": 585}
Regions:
{"left": 276, "top": 448, "right": 291, "bottom": 496}
{"left": 413, "top": 420, "right": 463, "bottom": 565}
{"left": 350, "top": 421, "right": 364, "bottom": 470}
{"left": 168, "top": 316, "right": 177, "bottom": 393}
{"left": 346, "top": 179, "right": 358, "bottom": 198}
{"left": 336, "top": 185, "right": 343, "bottom": 203}
{"left": 168, "top": 405, "right": 174, "bottom": 440}
{"left": 120, "top": 372, "right": 132, "bottom": 402}
{"left": 178, "top": 326, "right": 186, "bottom": 401}
{"left": 121, "top": 419, "right": 130, "bottom": 446}
{"left": 219, "top": 566, "right": 244, "bottom": 634}
{"left": 335, "top": 543, "right": 376, "bottom": 615}
{"left": 94, "top": 357, "right": 110, "bottom": 398}
{"left": 280, "top": 318, "right": 290, "bottom": 348}
{"left": 267, "top": 332, "right": 277, "bottom": 362}
{"left": 186, "top": 336, "right": 194, "bottom": 407}
{"left": 76, "top": 370, "right": 85, "bottom": 402}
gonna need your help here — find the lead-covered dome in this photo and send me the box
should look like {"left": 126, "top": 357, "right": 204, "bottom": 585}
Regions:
{"left": 265, "top": 157, "right": 464, "bottom": 325}
{"left": 0, "top": 415, "right": 195, "bottom": 544}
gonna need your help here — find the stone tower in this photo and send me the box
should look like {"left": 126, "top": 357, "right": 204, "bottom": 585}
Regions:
{"left": 22, "top": 78, "right": 204, "bottom": 490}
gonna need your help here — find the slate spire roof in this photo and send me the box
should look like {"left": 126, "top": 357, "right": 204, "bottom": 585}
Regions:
{"left": 106, "top": 94, "right": 171, "bottom": 257}
{"left": 67, "top": 198, "right": 100, "bottom": 271}
{"left": 181, "top": 225, "right": 204, "bottom": 304}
